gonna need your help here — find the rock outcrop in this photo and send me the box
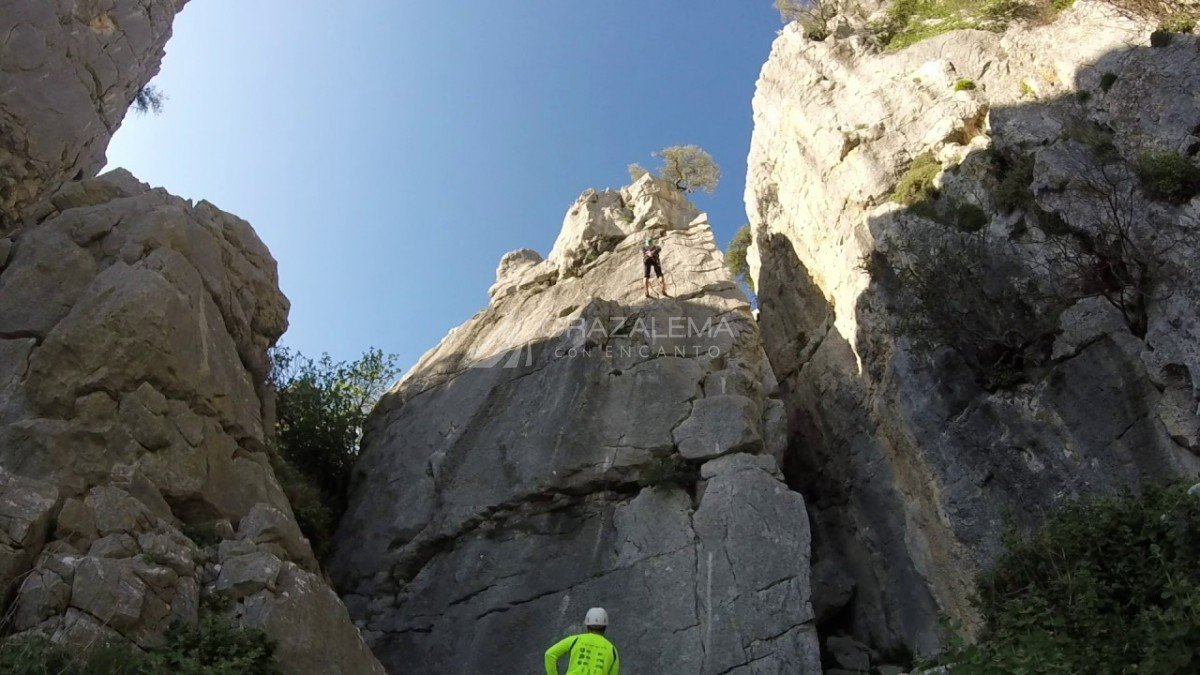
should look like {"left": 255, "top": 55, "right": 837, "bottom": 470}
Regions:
{"left": 0, "top": 0, "right": 188, "bottom": 227}
{"left": 0, "top": 170, "right": 383, "bottom": 673}
{"left": 747, "top": 1, "right": 1200, "bottom": 656}
{"left": 332, "top": 177, "right": 822, "bottom": 673}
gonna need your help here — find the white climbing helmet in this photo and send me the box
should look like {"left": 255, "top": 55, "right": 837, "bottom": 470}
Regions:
{"left": 584, "top": 607, "right": 609, "bottom": 628}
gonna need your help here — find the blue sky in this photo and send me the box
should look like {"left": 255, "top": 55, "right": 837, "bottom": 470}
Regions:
{"left": 107, "top": 1, "right": 782, "bottom": 372}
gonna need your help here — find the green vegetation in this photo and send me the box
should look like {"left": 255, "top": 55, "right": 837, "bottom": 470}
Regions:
{"left": 870, "top": 0, "right": 1073, "bottom": 51}
{"left": 638, "top": 454, "right": 698, "bottom": 489}
{"left": 891, "top": 152, "right": 942, "bottom": 205}
{"left": 271, "top": 346, "right": 400, "bottom": 557}
{"left": 953, "top": 202, "right": 989, "bottom": 232}
{"left": 993, "top": 150, "right": 1036, "bottom": 212}
{"left": 132, "top": 85, "right": 166, "bottom": 116}
{"left": 1063, "top": 118, "right": 1118, "bottom": 163}
{"left": 641, "top": 145, "right": 721, "bottom": 194}
{"left": 1099, "top": 71, "right": 1118, "bottom": 92}
{"left": 725, "top": 225, "right": 755, "bottom": 292}
{"left": 943, "top": 483, "right": 1200, "bottom": 674}
{"left": 180, "top": 522, "right": 222, "bottom": 548}
{"left": 1019, "top": 80, "right": 1036, "bottom": 98}
{"left": 954, "top": 78, "right": 977, "bottom": 91}
{"left": 1160, "top": 13, "right": 1196, "bottom": 33}
{"left": 1135, "top": 151, "right": 1200, "bottom": 204}
{"left": 775, "top": 0, "right": 837, "bottom": 40}
{"left": 1150, "top": 29, "right": 1174, "bottom": 46}
{"left": 0, "top": 617, "right": 278, "bottom": 674}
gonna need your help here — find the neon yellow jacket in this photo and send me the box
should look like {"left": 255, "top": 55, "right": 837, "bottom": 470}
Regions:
{"left": 544, "top": 632, "right": 620, "bottom": 675}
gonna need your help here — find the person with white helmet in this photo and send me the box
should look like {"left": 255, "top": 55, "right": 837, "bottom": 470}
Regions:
{"left": 543, "top": 607, "right": 620, "bottom": 675}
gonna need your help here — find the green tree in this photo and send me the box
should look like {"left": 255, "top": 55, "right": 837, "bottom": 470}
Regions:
{"left": 132, "top": 85, "right": 166, "bottom": 116}
{"left": 943, "top": 483, "right": 1200, "bottom": 673}
{"left": 775, "top": 0, "right": 837, "bottom": 39}
{"left": 640, "top": 145, "right": 721, "bottom": 194}
{"left": 726, "top": 224, "right": 755, "bottom": 292}
{"left": 270, "top": 346, "right": 399, "bottom": 553}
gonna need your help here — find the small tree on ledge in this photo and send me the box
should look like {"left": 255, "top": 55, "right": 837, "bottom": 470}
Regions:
{"left": 633, "top": 145, "right": 721, "bottom": 194}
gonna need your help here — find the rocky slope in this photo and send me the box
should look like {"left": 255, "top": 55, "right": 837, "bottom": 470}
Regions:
{"left": 0, "top": 2, "right": 382, "bottom": 671}
{"left": 331, "top": 175, "right": 823, "bottom": 673}
{"left": 746, "top": 0, "right": 1200, "bottom": 657}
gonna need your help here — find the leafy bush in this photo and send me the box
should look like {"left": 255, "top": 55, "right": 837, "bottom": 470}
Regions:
{"left": 1135, "top": 151, "right": 1200, "bottom": 204}
{"left": 638, "top": 455, "right": 698, "bottom": 489}
{"left": 882, "top": 229, "right": 1058, "bottom": 389}
{"left": 271, "top": 346, "right": 400, "bottom": 555}
{"left": 891, "top": 152, "right": 942, "bottom": 205}
{"left": 775, "top": 0, "right": 836, "bottom": 40}
{"left": 271, "top": 455, "right": 335, "bottom": 557}
{"left": 1099, "top": 71, "right": 1118, "bottom": 92}
{"left": 180, "top": 522, "right": 222, "bottom": 548}
{"left": 1150, "top": 29, "right": 1174, "bottom": 46}
{"left": 994, "top": 151, "right": 1036, "bottom": 212}
{"left": 1160, "top": 13, "right": 1196, "bottom": 32}
{"left": 953, "top": 202, "right": 990, "bottom": 232}
{"left": 943, "top": 483, "right": 1200, "bottom": 674}
{"left": 142, "top": 616, "right": 279, "bottom": 674}
{"left": 725, "top": 225, "right": 755, "bottom": 292}
{"left": 132, "top": 85, "right": 166, "bottom": 116}
{"left": 0, "top": 617, "right": 278, "bottom": 674}
{"left": 954, "top": 78, "right": 977, "bottom": 91}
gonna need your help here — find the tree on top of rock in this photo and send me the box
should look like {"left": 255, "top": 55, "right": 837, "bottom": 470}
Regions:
{"left": 632, "top": 145, "right": 721, "bottom": 194}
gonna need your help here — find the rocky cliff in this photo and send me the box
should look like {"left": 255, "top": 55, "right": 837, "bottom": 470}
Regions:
{"left": 0, "top": 0, "right": 187, "bottom": 228}
{"left": 332, "top": 175, "right": 823, "bottom": 673}
{"left": 0, "top": 2, "right": 382, "bottom": 671}
{"left": 747, "top": 0, "right": 1200, "bottom": 657}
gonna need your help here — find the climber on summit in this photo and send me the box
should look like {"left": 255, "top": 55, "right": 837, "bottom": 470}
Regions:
{"left": 642, "top": 236, "right": 668, "bottom": 298}
{"left": 544, "top": 607, "right": 621, "bottom": 675}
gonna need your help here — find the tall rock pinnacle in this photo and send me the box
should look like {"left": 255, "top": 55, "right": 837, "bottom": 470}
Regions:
{"left": 331, "top": 175, "right": 823, "bottom": 673}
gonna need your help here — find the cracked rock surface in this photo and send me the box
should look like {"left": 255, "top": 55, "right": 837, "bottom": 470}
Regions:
{"left": 0, "top": 170, "right": 383, "bottom": 674}
{"left": 747, "top": 2, "right": 1200, "bottom": 656}
{"left": 332, "top": 177, "right": 821, "bottom": 673}
{"left": 0, "top": 0, "right": 188, "bottom": 227}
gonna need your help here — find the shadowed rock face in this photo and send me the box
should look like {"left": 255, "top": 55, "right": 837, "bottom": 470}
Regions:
{"left": 0, "top": 0, "right": 189, "bottom": 227}
{"left": 0, "top": 171, "right": 383, "bottom": 674}
{"left": 747, "top": 2, "right": 1200, "bottom": 656}
{"left": 332, "top": 179, "right": 822, "bottom": 673}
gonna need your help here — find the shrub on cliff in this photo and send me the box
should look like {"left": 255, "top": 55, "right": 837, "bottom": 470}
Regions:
{"left": 1135, "top": 151, "right": 1200, "bottom": 204}
{"left": 943, "top": 483, "right": 1200, "bottom": 673}
{"left": 270, "top": 346, "right": 399, "bottom": 553}
{"left": 726, "top": 225, "right": 755, "bottom": 292}
{"left": 132, "top": 85, "right": 166, "bottom": 116}
{"left": 775, "top": 0, "right": 837, "bottom": 40}
{"left": 0, "top": 616, "right": 279, "bottom": 674}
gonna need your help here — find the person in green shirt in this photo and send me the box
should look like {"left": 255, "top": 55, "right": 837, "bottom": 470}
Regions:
{"left": 544, "top": 607, "right": 620, "bottom": 675}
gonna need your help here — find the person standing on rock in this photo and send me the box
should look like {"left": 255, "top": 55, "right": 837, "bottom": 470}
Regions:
{"left": 643, "top": 236, "right": 668, "bottom": 298}
{"left": 544, "top": 607, "right": 621, "bottom": 675}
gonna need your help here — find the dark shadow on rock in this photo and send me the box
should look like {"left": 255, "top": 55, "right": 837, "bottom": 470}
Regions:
{"left": 758, "top": 35, "right": 1200, "bottom": 659}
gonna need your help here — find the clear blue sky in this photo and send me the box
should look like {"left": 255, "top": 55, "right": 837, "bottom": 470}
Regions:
{"left": 107, "top": 0, "right": 782, "bottom": 372}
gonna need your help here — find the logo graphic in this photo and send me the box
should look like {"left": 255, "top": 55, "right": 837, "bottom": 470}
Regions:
{"left": 471, "top": 343, "right": 534, "bottom": 369}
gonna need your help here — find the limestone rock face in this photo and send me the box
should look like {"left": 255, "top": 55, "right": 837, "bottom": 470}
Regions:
{"left": 0, "top": 0, "right": 189, "bottom": 227}
{"left": 0, "top": 171, "right": 382, "bottom": 674}
{"left": 748, "top": 2, "right": 1200, "bottom": 655}
{"left": 332, "top": 182, "right": 822, "bottom": 673}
